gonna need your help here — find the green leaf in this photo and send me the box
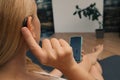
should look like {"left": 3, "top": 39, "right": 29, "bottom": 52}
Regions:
{"left": 78, "top": 11, "right": 82, "bottom": 18}
{"left": 83, "top": 10, "right": 87, "bottom": 17}
{"left": 76, "top": 5, "right": 80, "bottom": 9}
{"left": 73, "top": 11, "right": 77, "bottom": 15}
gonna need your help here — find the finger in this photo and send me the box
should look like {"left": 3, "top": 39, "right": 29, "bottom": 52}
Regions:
{"left": 21, "top": 27, "right": 45, "bottom": 61}
{"left": 50, "top": 38, "right": 62, "bottom": 52}
{"left": 42, "top": 39, "right": 56, "bottom": 58}
{"left": 42, "top": 39, "right": 53, "bottom": 50}
{"left": 59, "top": 39, "right": 70, "bottom": 48}
{"left": 59, "top": 39, "right": 73, "bottom": 56}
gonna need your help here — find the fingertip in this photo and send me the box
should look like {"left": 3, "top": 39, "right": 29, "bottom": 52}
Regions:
{"left": 59, "top": 39, "right": 65, "bottom": 41}
{"left": 50, "top": 38, "right": 57, "bottom": 42}
{"left": 21, "top": 27, "right": 28, "bottom": 33}
{"left": 59, "top": 39, "right": 66, "bottom": 43}
{"left": 21, "top": 27, "right": 32, "bottom": 38}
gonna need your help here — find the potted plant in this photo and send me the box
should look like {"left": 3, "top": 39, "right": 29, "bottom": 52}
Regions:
{"left": 73, "top": 3, "right": 104, "bottom": 38}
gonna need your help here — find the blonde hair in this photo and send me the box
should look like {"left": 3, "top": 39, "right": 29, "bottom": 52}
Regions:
{"left": 0, "top": 0, "right": 35, "bottom": 66}
{"left": 0, "top": 0, "right": 44, "bottom": 72}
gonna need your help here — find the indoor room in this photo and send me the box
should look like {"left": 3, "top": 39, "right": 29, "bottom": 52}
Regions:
{"left": 2, "top": 0, "right": 120, "bottom": 80}
{"left": 30, "top": 0, "right": 120, "bottom": 80}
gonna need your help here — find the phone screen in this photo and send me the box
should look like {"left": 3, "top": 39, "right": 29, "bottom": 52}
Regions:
{"left": 70, "top": 36, "right": 82, "bottom": 62}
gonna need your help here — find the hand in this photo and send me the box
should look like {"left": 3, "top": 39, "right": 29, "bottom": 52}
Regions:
{"left": 90, "top": 62, "right": 104, "bottom": 80}
{"left": 78, "top": 45, "right": 104, "bottom": 80}
{"left": 21, "top": 27, "right": 77, "bottom": 70}
{"left": 21, "top": 27, "right": 104, "bottom": 80}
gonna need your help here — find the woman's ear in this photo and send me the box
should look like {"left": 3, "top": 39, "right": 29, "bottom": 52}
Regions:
{"left": 27, "top": 16, "right": 36, "bottom": 39}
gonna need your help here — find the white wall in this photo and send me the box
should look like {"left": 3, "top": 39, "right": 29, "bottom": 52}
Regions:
{"left": 52, "top": 0, "right": 103, "bottom": 32}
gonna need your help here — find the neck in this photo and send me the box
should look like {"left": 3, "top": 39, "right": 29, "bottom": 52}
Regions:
{"left": 0, "top": 46, "right": 28, "bottom": 80}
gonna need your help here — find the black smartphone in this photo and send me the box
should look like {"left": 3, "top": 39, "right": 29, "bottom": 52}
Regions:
{"left": 70, "top": 36, "right": 83, "bottom": 62}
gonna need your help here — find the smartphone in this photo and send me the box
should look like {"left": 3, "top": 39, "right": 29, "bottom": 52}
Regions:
{"left": 70, "top": 36, "right": 83, "bottom": 62}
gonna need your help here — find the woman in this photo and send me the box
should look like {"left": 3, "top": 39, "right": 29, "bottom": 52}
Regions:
{"left": 0, "top": 0, "right": 103, "bottom": 80}
{"left": 0, "top": 0, "right": 58, "bottom": 80}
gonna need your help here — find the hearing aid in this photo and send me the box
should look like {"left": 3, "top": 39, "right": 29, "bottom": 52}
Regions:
{"left": 22, "top": 17, "right": 28, "bottom": 27}
{"left": 22, "top": 16, "right": 33, "bottom": 27}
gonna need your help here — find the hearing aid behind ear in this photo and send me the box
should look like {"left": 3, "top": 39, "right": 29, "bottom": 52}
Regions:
{"left": 22, "top": 17, "right": 28, "bottom": 27}
{"left": 22, "top": 16, "right": 33, "bottom": 27}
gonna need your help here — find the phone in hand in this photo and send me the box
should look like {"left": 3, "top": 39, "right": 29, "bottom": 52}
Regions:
{"left": 70, "top": 36, "right": 83, "bottom": 62}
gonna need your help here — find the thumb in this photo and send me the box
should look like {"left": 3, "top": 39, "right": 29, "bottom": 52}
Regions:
{"left": 21, "top": 27, "right": 46, "bottom": 62}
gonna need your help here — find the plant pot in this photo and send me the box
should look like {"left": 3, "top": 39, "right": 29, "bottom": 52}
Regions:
{"left": 95, "top": 29, "right": 104, "bottom": 39}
